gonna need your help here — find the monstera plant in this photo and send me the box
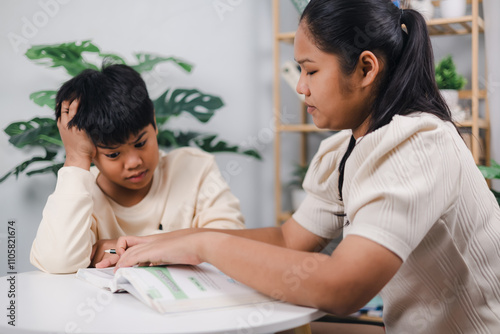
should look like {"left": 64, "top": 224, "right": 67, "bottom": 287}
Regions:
{"left": 1, "top": 40, "right": 261, "bottom": 182}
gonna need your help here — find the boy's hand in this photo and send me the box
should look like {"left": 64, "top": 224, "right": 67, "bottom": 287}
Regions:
{"left": 58, "top": 100, "right": 96, "bottom": 170}
{"left": 91, "top": 239, "right": 119, "bottom": 268}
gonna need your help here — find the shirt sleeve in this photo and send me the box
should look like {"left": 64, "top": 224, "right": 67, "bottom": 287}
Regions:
{"left": 292, "top": 131, "right": 352, "bottom": 239}
{"left": 191, "top": 157, "right": 245, "bottom": 230}
{"left": 344, "top": 116, "right": 461, "bottom": 261}
{"left": 30, "top": 167, "right": 97, "bottom": 273}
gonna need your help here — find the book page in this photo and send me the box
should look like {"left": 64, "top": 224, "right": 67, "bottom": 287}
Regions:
{"left": 114, "top": 263, "right": 275, "bottom": 313}
{"left": 76, "top": 267, "right": 116, "bottom": 290}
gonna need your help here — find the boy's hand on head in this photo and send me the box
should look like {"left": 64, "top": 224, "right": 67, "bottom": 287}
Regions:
{"left": 58, "top": 99, "right": 96, "bottom": 171}
{"left": 91, "top": 239, "right": 119, "bottom": 268}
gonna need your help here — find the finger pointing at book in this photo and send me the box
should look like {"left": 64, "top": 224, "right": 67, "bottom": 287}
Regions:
{"left": 114, "top": 233, "right": 208, "bottom": 272}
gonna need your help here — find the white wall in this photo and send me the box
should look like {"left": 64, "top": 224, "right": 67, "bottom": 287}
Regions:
{"left": 0, "top": 0, "right": 276, "bottom": 273}
{"left": 0, "top": 0, "right": 498, "bottom": 274}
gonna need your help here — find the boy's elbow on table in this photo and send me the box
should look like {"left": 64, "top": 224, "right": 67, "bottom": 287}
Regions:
{"left": 30, "top": 243, "right": 91, "bottom": 274}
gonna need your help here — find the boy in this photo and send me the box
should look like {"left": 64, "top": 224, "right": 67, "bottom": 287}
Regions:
{"left": 30, "top": 64, "right": 245, "bottom": 274}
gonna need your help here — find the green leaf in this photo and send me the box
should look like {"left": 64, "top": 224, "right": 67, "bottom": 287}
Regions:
{"left": 130, "top": 54, "right": 193, "bottom": 74}
{"left": 154, "top": 89, "right": 224, "bottom": 125}
{"left": 26, "top": 162, "right": 64, "bottom": 177}
{"left": 490, "top": 159, "right": 500, "bottom": 169}
{"left": 30, "top": 90, "right": 57, "bottom": 109}
{"left": 4, "top": 117, "right": 62, "bottom": 151}
{"left": 241, "top": 149, "right": 262, "bottom": 160}
{"left": 157, "top": 129, "right": 203, "bottom": 148}
{"left": 435, "top": 55, "right": 467, "bottom": 90}
{"left": 157, "top": 130, "right": 261, "bottom": 160}
{"left": 478, "top": 164, "right": 500, "bottom": 180}
{"left": 25, "top": 40, "right": 100, "bottom": 76}
{"left": 193, "top": 134, "right": 262, "bottom": 159}
{"left": 0, "top": 150, "right": 58, "bottom": 183}
{"left": 98, "top": 53, "right": 127, "bottom": 65}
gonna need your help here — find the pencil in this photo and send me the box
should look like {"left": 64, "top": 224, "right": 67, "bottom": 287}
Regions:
{"left": 104, "top": 249, "right": 116, "bottom": 254}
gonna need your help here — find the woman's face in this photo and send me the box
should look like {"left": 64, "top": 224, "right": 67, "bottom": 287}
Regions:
{"left": 294, "top": 23, "right": 375, "bottom": 138}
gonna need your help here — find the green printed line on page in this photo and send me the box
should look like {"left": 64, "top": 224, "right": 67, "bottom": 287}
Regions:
{"left": 145, "top": 267, "right": 188, "bottom": 300}
{"left": 189, "top": 277, "right": 207, "bottom": 292}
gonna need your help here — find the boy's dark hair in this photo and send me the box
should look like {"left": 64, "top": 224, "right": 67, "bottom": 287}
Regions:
{"left": 55, "top": 63, "right": 155, "bottom": 146}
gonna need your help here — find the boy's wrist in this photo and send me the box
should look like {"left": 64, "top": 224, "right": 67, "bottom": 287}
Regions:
{"left": 64, "top": 155, "right": 92, "bottom": 171}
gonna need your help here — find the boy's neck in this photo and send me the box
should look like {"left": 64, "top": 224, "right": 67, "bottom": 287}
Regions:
{"left": 96, "top": 174, "right": 153, "bottom": 207}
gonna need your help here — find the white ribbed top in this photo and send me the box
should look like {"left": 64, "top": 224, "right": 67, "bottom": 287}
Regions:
{"left": 293, "top": 113, "right": 500, "bottom": 333}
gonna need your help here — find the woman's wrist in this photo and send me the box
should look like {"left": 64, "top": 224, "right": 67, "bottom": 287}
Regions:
{"left": 196, "top": 232, "right": 229, "bottom": 264}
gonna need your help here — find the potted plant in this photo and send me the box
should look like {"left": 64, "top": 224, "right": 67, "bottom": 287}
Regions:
{"left": 435, "top": 55, "right": 467, "bottom": 121}
{"left": 478, "top": 160, "right": 500, "bottom": 206}
{"left": 288, "top": 163, "right": 309, "bottom": 211}
{"left": 1, "top": 41, "right": 261, "bottom": 183}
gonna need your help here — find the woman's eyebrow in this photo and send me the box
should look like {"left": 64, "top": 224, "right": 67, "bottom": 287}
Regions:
{"left": 295, "top": 57, "right": 315, "bottom": 65}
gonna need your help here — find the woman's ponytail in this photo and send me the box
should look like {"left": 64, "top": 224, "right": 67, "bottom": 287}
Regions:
{"left": 369, "top": 8, "right": 452, "bottom": 132}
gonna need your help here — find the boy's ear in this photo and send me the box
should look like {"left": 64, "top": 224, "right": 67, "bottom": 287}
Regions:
{"left": 154, "top": 115, "right": 158, "bottom": 135}
{"left": 357, "top": 50, "right": 381, "bottom": 88}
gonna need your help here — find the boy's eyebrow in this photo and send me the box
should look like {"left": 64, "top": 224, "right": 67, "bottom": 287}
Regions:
{"left": 97, "top": 143, "right": 120, "bottom": 150}
{"left": 129, "top": 131, "right": 147, "bottom": 144}
{"left": 96, "top": 131, "right": 147, "bottom": 150}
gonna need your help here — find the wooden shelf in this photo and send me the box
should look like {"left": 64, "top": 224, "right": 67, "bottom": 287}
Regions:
{"left": 427, "top": 16, "right": 484, "bottom": 36}
{"left": 457, "top": 118, "right": 489, "bottom": 129}
{"left": 276, "top": 32, "right": 295, "bottom": 44}
{"left": 277, "top": 13, "right": 485, "bottom": 42}
{"left": 278, "top": 212, "right": 292, "bottom": 222}
{"left": 459, "top": 89, "right": 487, "bottom": 99}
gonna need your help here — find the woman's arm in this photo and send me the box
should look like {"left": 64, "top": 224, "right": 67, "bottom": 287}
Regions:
{"left": 115, "top": 226, "right": 402, "bottom": 315}
{"left": 113, "top": 217, "right": 329, "bottom": 256}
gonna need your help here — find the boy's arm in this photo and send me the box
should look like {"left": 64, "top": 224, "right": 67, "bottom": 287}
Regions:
{"left": 30, "top": 100, "right": 97, "bottom": 274}
{"left": 30, "top": 167, "right": 97, "bottom": 273}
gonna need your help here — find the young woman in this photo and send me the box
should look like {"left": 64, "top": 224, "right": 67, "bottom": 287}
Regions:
{"left": 113, "top": 0, "right": 500, "bottom": 332}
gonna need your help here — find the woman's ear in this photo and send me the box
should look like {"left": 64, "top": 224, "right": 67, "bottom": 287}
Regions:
{"left": 357, "top": 51, "right": 381, "bottom": 88}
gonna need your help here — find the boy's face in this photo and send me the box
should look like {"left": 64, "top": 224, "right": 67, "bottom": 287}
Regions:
{"left": 92, "top": 124, "right": 159, "bottom": 201}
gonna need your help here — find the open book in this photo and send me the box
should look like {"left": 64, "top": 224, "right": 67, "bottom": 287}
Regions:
{"left": 76, "top": 263, "right": 275, "bottom": 313}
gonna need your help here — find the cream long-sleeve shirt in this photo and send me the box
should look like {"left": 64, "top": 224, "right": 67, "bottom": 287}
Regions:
{"left": 30, "top": 147, "right": 245, "bottom": 274}
{"left": 293, "top": 113, "right": 500, "bottom": 333}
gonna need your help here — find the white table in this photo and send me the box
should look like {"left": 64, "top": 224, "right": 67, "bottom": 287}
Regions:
{"left": 0, "top": 271, "right": 325, "bottom": 334}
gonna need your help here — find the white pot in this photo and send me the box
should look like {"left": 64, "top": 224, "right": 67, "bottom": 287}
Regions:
{"left": 440, "top": 89, "right": 465, "bottom": 121}
{"left": 440, "top": 0, "right": 467, "bottom": 18}
{"left": 410, "top": 0, "right": 435, "bottom": 21}
{"left": 291, "top": 188, "right": 307, "bottom": 211}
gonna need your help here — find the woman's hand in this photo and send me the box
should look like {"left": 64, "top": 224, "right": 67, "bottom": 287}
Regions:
{"left": 58, "top": 99, "right": 96, "bottom": 170}
{"left": 114, "top": 232, "right": 213, "bottom": 272}
{"left": 91, "top": 239, "right": 119, "bottom": 268}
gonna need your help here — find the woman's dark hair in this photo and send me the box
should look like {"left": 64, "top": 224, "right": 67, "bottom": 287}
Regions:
{"left": 300, "top": 0, "right": 453, "bottom": 202}
{"left": 55, "top": 63, "right": 155, "bottom": 146}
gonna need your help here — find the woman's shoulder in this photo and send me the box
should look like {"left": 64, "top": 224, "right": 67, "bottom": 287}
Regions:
{"left": 357, "top": 112, "right": 459, "bottom": 158}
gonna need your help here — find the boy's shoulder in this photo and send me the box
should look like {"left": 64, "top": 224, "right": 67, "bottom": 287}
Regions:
{"left": 160, "top": 147, "right": 215, "bottom": 165}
